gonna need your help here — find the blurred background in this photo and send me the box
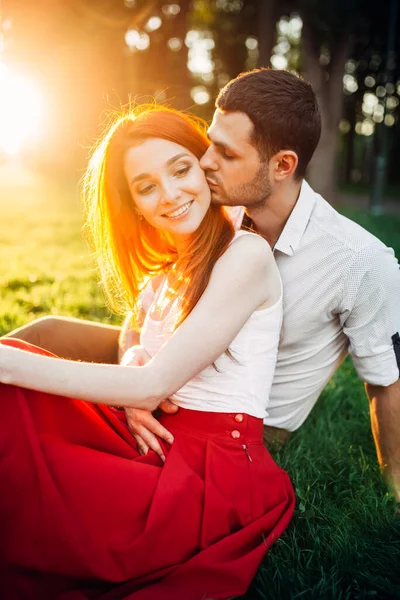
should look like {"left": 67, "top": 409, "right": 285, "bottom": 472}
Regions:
{"left": 1, "top": 6, "right": 400, "bottom": 595}
{"left": 0, "top": 0, "right": 399, "bottom": 212}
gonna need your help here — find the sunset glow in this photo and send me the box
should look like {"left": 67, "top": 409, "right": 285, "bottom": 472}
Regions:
{"left": 0, "top": 62, "right": 42, "bottom": 155}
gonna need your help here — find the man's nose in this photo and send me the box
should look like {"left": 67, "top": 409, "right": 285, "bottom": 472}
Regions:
{"left": 200, "top": 147, "right": 218, "bottom": 171}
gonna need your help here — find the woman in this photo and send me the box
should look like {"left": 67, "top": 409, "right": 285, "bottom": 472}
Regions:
{"left": 0, "top": 106, "right": 295, "bottom": 600}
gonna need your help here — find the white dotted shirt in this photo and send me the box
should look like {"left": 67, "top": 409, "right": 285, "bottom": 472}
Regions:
{"left": 229, "top": 181, "right": 400, "bottom": 431}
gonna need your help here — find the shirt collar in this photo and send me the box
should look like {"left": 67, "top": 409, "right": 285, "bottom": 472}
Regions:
{"left": 273, "top": 180, "right": 317, "bottom": 256}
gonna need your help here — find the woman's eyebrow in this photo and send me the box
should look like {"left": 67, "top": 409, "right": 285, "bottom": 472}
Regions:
{"left": 131, "top": 153, "right": 190, "bottom": 185}
{"left": 166, "top": 152, "right": 190, "bottom": 166}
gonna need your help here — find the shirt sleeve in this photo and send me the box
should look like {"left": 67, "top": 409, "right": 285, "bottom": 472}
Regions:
{"left": 339, "top": 241, "right": 400, "bottom": 386}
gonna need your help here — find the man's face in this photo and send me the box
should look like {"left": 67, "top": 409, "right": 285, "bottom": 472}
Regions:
{"left": 200, "top": 109, "right": 272, "bottom": 208}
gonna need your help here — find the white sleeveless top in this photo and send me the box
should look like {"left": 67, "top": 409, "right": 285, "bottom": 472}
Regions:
{"left": 140, "top": 231, "right": 283, "bottom": 418}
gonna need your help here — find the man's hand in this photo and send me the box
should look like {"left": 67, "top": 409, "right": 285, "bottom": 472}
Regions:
{"left": 121, "top": 344, "right": 179, "bottom": 460}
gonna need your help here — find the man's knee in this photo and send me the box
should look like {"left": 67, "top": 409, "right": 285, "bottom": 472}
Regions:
{"left": 263, "top": 425, "right": 292, "bottom": 451}
{"left": 3, "top": 316, "right": 120, "bottom": 362}
{"left": 4, "top": 315, "right": 65, "bottom": 347}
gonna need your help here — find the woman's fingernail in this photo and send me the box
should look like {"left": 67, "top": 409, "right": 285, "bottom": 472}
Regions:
{"left": 161, "top": 455, "right": 166, "bottom": 462}
{"left": 167, "top": 436, "right": 174, "bottom": 444}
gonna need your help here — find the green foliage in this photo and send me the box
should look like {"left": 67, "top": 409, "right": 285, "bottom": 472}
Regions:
{"left": 1, "top": 173, "right": 399, "bottom": 598}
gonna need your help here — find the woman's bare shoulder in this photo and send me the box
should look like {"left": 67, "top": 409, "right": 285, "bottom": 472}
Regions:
{"left": 224, "top": 231, "right": 273, "bottom": 267}
{"left": 220, "top": 232, "right": 280, "bottom": 307}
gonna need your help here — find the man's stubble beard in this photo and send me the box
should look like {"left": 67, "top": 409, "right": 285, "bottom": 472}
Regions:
{"left": 210, "top": 164, "right": 272, "bottom": 210}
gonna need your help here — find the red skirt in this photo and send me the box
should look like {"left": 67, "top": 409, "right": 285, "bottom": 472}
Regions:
{"left": 0, "top": 339, "right": 295, "bottom": 600}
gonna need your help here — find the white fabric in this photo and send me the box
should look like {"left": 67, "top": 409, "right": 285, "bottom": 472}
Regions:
{"left": 228, "top": 181, "right": 400, "bottom": 430}
{"left": 140, "top": 231, "right": 283, "bottom": 418}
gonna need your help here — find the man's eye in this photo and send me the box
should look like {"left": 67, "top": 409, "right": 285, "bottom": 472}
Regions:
{"left": 220, "top": 148, "right": 234, "bottom": 160}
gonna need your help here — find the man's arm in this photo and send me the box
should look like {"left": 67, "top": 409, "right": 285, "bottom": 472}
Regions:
{"left": 338, "top": 241, "right": 400, "bottom": 500}
{"left": 366, "top": 380, "right": 400, "bottom": 503}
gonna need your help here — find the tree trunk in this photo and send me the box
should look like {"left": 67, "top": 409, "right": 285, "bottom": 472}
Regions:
{"left": 344, "top": 96, "right": 357, "bottom": 183}
{"left": 301, "top": 22, "right": 350, "bottom": 203}
{"left": 256, "top": 0, "right": 280, "bottom": 68}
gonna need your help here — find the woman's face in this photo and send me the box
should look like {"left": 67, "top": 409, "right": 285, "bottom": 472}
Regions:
{"left": 124, "top": 138, "right": 211, "bottom": 252}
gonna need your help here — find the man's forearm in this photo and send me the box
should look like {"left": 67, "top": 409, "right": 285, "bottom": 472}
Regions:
{"left": 366, "top": 380, "right": 400, "bottom": 501}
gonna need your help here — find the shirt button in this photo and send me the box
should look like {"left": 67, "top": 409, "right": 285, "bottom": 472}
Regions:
{"left": 231, "top": 430, "right": 241, "bottom": 439}
{"left": 234, "top": 414, "right": 244, "bottom": 423}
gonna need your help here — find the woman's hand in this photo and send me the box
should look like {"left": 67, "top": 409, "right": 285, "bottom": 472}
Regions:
{"left": 121, "top": 345, "right": 176, "bottom": 461}
{"left": 124, "top": 407, "right": 175, "bottom": 462}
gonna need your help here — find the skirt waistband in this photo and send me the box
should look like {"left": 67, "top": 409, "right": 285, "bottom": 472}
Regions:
{"left": 157, "top": 407, "right": 264, "bottom": 443}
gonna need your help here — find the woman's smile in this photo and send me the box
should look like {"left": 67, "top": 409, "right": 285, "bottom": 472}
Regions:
{"left": 162, "top": 200, "right": 194, "bottom": 219}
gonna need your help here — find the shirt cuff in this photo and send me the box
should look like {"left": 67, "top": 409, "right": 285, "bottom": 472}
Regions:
{"left": 352, "top": 348, "right": 400, "bottom": 386}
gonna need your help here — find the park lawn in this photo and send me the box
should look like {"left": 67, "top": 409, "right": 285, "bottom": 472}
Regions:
{"left": 1, "top": 172, "right": 399, "bottom": 600}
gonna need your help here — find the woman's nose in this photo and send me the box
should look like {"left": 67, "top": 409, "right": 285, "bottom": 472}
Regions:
{"left": 160, "top": 180, "right": 181, "bottom": 204}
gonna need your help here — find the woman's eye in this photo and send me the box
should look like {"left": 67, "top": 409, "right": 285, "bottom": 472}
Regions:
{"left": 138, "top": 184, "right": 155, "bottom": 195}
{"left": 175, "top": 165, "right": 190, "bottom": 177}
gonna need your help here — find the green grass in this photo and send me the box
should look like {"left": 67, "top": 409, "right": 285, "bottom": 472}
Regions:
{"left": 0, "top": 166, "right": 116, "bottom": 333}
{"left": 1, "top": 168, "right": 400, "bottom": 600}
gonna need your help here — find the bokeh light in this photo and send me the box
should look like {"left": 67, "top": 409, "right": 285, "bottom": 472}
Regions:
{"left": 186, "top": 30, "right": 215, "bottom": 75}
{"left": 271, "top": 14, "right": 302, "bottom": 71}
{"left": 162, "top": 4, "right": 181, "bottom": 17}
{"left": 245, "top": 37, "right": 258, "bottom": 50}
{"left": 343, "top": 74, "right": 358, "bottom": 94}
{"left": 190, "top": 85, "right": 210, "bottom": 105}
{"left": 364, "top": 75, "right": 376, "bottom": 88}
{"left": 271, "top": 54, "right": 288, "bottom": 70}
{"left": 145, "top": 17, "right": 162, "bottom": 32}
{"left": 124, "top": 30, "right": 150, "bottom": 52}
{"left": 168, "top": 37, "right": 183, "bottom": 51}
{"left": 339, "top": 119, "right": 351, "bottom": 134}
{"left": 384, "top": 114, "right": 395, "bottom": 126}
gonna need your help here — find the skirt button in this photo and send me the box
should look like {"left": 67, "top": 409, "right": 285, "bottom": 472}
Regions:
{"left": 231, "top": 430, "right": 241, "bottom": 439}
{"left": 234, "top": 413, "right": 244, "bottom": 423}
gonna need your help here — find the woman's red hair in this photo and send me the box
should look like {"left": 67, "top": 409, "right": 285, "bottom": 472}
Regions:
{"left": 82, "top": 105, "right": 234, "bottom": 330}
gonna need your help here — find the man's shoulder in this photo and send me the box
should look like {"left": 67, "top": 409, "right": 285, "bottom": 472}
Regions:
{"left": 309, "top": 190, "right": 385, "bottom": 255}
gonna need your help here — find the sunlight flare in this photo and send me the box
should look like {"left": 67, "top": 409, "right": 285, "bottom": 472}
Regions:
{"left": 0, "top": 62, "right": 43, "bottom": 155}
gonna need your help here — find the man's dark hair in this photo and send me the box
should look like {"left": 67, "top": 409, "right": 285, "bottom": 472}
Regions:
{"left": 216, "top": 68, "right": 321, "bottom": 179}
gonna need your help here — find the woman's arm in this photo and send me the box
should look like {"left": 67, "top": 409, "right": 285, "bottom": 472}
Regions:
{"left": 1, "top": 235, "right": 277, "bottom": 410}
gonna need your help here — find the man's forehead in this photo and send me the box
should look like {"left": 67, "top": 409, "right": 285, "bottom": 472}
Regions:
{"left": 208, "top": 109, "right": 254, "bottom": 148}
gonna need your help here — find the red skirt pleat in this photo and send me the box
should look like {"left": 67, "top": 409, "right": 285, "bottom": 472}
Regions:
{"left": 0, "top": 339, "right": 295, "bottom": 600}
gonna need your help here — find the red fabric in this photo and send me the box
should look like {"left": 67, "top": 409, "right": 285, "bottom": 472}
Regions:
{"left": 0, "top": 339, "right": 295, "bottom": 600}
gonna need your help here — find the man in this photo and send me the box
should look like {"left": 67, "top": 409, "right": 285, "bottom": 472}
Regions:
{"left": 6, "top": 69, "right": 400, "bottom": 500}
{"left": 121, "top": 68, "right": 400, "bottom": 501}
